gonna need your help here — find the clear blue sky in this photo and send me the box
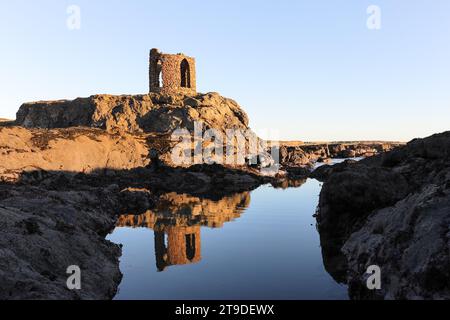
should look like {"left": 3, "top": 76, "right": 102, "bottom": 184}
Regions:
{"left": 1, "top": 0, "right": 449, "bottom": 141}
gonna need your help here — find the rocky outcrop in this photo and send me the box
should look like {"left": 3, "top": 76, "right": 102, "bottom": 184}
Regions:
{"left": 0, "top": 183, "right": 123, "bottom": 300}
{"left": 0, "top": 127, "right": 149, "bottom": 181}
{"left": 11, "top": 93, "right": 402, "bottom": 178}
{"left": 316, "top": 131, "right": 450, "bottom": 299}
{"left": 278, "top": 142, "right": 403, "bottom": 168}
{"left": 327, "top": 142, "right": 399, "bottom": 158}
{"left": 278, "top": 145, "right": 317, "bottom": 167}
{"left": 317, "top": 164, "right": 410, "bottom": 241}
{"left": 343, "top": 185, "right": 450, "bottom": 300}
{"left": 12, "top": 92, "right": 275, "bottom": 173}
{"left": 16, "top": 93, "right": 249, "bottom": 134}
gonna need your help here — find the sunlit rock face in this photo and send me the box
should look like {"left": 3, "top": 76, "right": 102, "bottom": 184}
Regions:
{"left": 16, "top": 93, "right": 249, "bottom": 134}
{"left": 116, "top": 192, "right": 250, "bottom": 271}
{"left": 10, "top": 92, "right": 276, "bottom": 174}
{"left": 277, "top": 142, "right": 403, "bottom": 169}
{"left": 0, "top": 127, "right": 149, "bottom": 181}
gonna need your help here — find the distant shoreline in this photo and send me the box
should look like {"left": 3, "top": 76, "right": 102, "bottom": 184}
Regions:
{"left": 270, "top": 140, "right": 406, "bottom": 147}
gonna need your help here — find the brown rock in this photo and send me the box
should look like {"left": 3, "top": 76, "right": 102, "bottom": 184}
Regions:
{"left": 0, "top": 127, "right": 149, "bottom": 177}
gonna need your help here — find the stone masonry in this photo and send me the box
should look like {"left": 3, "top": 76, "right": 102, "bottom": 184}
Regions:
{"left": 149, "top": 48, "right": 197, "bottom": 95}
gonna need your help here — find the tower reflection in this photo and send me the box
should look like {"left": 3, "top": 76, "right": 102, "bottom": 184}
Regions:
{"left": 116, "top": 192, "right": 250, "bottom": 271}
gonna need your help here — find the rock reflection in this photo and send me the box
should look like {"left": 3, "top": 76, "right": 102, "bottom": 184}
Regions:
{"left": 271, "top": 178, "right": 307, "bottom": 190}
{"left": 116, "top": 192, "right": 250, "bottom": 271}
{"left": 318, "top": 232, "right": 348, "bottom": 284}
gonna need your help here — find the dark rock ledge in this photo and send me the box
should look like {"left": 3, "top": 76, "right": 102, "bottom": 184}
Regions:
{"left": 315, "top": 131, "right": 450, "bottom": 300}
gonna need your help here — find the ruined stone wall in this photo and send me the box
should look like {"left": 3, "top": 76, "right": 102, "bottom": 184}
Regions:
{"left": 149, "top": 48, "right": 196, "bottom": 96}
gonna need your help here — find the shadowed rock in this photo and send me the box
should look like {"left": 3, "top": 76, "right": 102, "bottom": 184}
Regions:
{"left": 316, "top": 131, "right": 450, "bottom": 299}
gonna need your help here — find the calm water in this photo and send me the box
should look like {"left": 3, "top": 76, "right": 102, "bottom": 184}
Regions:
{"left": 107, "top": 176, "right": 349, "bottom": 300}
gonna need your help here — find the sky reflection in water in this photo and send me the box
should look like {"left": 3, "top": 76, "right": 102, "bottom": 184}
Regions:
{"left": 108, "top": 178, "right": 348, "bottom": 300}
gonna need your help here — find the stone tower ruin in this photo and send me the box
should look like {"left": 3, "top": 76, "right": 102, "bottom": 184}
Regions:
{"left": 154, "top": 226, "right": 202, "bottom": 272}
{"left": 149, "top": 48, "right": 197, "bottom": 96}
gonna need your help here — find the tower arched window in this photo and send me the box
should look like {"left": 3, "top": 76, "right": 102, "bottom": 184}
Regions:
{"left": 185, "top": 234, "right": 196, "bottom": 261}
{"left": 180, "top": 59, "right": 191, "bottom": 88}
{"left": 156, "top": 59, "right": 163, "bottom": 88}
